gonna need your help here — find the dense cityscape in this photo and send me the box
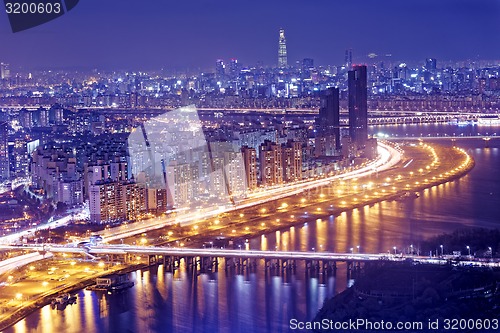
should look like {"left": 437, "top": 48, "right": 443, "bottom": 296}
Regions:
{"left": 1, "top": 28, "right": 499, "bottom": 231}
{"left": 0, "top": 2, "right": 499, "bottom": 331}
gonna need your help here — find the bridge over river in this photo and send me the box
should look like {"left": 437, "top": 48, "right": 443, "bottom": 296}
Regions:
{"left": 1, "top": 244, "right": 498, "bottom": 279}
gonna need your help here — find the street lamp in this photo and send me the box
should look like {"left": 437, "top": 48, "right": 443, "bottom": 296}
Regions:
{"left": 440, "top": 245, "right": 443, "bottom": 256}
{"left": 393, "top": 246, "right": 397, "bottom": 255}
{"left": 466, "top": 246, "right": 471, "bottom": 257}
{"left": 356, "top": 245, "right": 360, "bottom": 253}
{"left": 350, "top": 248, "right": 353, "bottom": 254}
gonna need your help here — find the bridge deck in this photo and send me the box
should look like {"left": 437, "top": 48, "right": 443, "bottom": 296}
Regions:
{"left": 1, "top": 245, "right": 499, "bottom": 266}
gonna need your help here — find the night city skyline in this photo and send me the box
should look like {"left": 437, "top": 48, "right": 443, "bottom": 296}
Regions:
{"left": 0, "top": 0, "right": 499, "bottom": 70}
{"left": 0, "top": 1, "right": 500, "bottom": 333}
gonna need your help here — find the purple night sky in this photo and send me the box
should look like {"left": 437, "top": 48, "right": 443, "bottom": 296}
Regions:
{"left": 0, "top": 0, "right": 499, "bottom": 70}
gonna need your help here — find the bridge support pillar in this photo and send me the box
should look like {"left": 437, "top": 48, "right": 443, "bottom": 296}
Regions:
{"left": 224, "top": 257, "right": 235, "bottom": 272}
{"left": 347, "top": 261, "right": 362, "bottom": 280}
{"left": 163, "top": 256, "right": 180, "bottom": 273}
{"left": 185, "top": 256, "right": 196, "bottom": 273}
{"left": 148, "top": 255, "right": 158, "bottom": 266}
{"left": 305, "top": 260, "right": 320, "bottom": 277}
{"left": 198, "top": 256, "right": 218, "bottom": 273}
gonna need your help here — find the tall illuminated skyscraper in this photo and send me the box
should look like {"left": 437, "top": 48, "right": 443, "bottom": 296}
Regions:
{"left": 315, "top": 87, "right": 340, "bottom": 157}
{"left": 278, "top": 28, "right": 288, "bottom": 68}
{"left": 345, "top": 49, "right": 353, "bottom": 69}
{"left": 0, "top": 63, "right": 10, "bottom": 80}
{"left": 215, "top": 59, "right": 225, "bottom": 79}
{"left": 425, "top": 58, "right": 437, "bottom": 73}
{"left": 348, "top": 65, "right": 368, "bottom": 148}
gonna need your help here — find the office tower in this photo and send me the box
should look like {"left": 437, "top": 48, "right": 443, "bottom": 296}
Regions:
{"left": 259, "top": 140, "right": 283, "bottom": 186}
{"left": 345, "top": 49, "right": 353, "bottom": 69}
{"left": 348, "top": 65, "right": 368, "bottom": 148}
{"left": 282, "top": 140, "right": 302, "bottom": 182}
{"left": 0, "top": 63, "right": 10, "bottom": 80}
{"left": 0, "top": 122, "right": 9, "bottom": 180}
{"left": 39, "top": 108, "right": 49, "bottom": 127}
{"left": 315, "top": 87, "right": 340, "bottom": 156}
{"left": 215, "top": 59, "right": 225, "bottom": 79}
{"left": 229, "top": 58, "right": 239, "bottom": 79}
{"left": 302, "top": 58, "right": 314, "bottom": 71}
{"left": 278, "top": 28, "right": 288, "bottom": 68}
{"left": 241, "top": 146, "right": 258, "bottom": 190}
{"left": 425, "top": 58, "right": 437, "bottom": 72}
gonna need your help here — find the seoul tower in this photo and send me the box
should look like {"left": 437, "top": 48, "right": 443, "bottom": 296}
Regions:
{"left": 278, "top": 28, "right": 288, "bottom": 68}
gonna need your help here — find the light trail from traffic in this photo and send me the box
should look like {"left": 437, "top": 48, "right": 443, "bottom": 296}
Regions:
{"left": 0, "top": 206, "right": 89, "bottom": 245}
{"left": 0, "top": 252, "right": 53, "bottom": 276}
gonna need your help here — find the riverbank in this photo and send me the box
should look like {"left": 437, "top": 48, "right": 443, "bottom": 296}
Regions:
{"left": 0, "top": 262, "right": 147, "bottom": 332}
{"left": 313, "top": 262, "right": 500, "bottom": 333}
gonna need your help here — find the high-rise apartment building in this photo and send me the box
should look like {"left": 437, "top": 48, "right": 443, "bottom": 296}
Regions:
{"left": 223, "top": 150, "right": 247, "bottom": 198}
{"left": 0, "top": 122, "right": 9, "bottom": 180}
{"left": 348, "top": 65, "right": 368, "bottom": 148}
{"left": 166, "top": 162, "right": 197, "bottom": 208}
{"left": 89, "top": 180, "right": 146, "bottom": 224}
{"left": 259, "top": 140, "right": 283, "bottom": 186}
{"left": 30, "top": 144, "right": 83, "bottom": 204}
{"left": 241, "top": 146, "right": 258, "bottom": 190}
{"left": 146, "top": 188, "right": 168, "bottom": 214}
{"left": 282, "top": 140, "right": 302, "bottom": 182}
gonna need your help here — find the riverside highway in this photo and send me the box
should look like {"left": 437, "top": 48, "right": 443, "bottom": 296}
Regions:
{"left": 0, "top": 252, "right": 53, "bottom": 276}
